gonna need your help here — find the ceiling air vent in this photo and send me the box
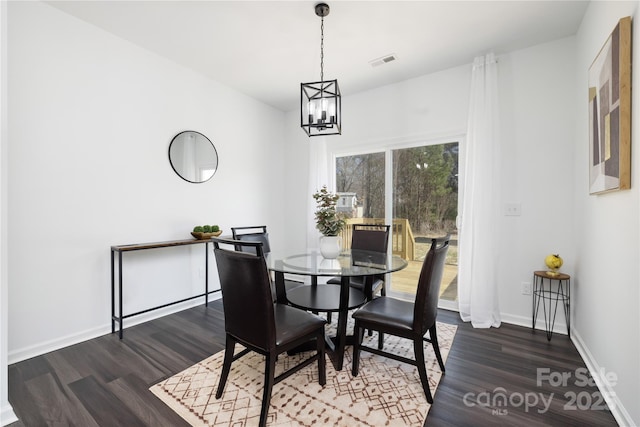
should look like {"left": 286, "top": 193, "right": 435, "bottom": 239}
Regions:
{"left": 369, "top": 54, "right": 397, "bottom": 67}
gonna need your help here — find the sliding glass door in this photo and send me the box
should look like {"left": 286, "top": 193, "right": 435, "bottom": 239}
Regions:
{"left": 336, "top": 152, "right": 385, "bottom": 220}
{"left": 390, "top": 143, "right": 458, "bottom": 305}
{"left": 335, "top": 141, "right": 458, "bottom": 306}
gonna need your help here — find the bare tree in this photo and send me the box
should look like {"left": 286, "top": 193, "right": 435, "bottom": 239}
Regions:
{"left": 336, "top": 143, "right": 457, "bottom": 235}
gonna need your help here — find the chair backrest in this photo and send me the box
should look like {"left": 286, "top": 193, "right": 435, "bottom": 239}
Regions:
{"left": 212, "top": 237, "right": 275, "bottom": 352}
{"left": 351, "top": 224, "right": 390, "bottom": 253}
{"left": 231, "top": 225, "right": 271, "bottom": 255}
{"left": 413, "top": 235, "right": 450, "bottom": 334}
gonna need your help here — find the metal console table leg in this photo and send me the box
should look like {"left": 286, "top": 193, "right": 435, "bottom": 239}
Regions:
{"left": 110, "top": 239, "right": 219, "bottom": 339}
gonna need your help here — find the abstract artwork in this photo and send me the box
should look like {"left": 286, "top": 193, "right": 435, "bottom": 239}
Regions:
{"left": 588, "top": 16, "right": 632, "bottom": 194}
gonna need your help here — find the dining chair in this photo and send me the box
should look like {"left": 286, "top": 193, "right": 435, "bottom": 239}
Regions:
{"left": 351, "top": 235, "right": 450, "bottom": 404}
{"left": 212, "top": 237, "right": 326, "bottom": 427}
{"left": 325, "top": 224, "right": 390, "bottom": 323}
{"left": 231, "top": 225, "right": 271, "bottom": 254}
{"left": 327, "top": 223, "right": 390, "bottom": 300}
{"left": 231, "top": 225, "right": 303, "bottom": 299}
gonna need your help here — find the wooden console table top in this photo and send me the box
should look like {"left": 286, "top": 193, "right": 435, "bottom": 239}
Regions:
{"left": 111, "top": 238, "right": 209, "bottom": 252}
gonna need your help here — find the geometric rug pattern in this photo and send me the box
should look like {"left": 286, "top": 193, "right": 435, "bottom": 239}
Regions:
{"left": 150, "top": 318, "right": 457, "bottom": 427}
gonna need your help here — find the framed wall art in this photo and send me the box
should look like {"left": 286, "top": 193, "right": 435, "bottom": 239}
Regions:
{"left": 588, "top": 16, "right": 632, "bottom": 195}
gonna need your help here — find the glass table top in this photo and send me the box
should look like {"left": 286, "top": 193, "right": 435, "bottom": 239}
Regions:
{"left": 266, "top": 249, "right": 407, "bottom": 277}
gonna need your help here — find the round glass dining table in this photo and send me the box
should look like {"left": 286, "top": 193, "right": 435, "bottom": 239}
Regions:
{"left": 265, "top": 249, "right": 408, "bottom": 371}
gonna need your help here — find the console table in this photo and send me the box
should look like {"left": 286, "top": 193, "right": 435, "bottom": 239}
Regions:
{"left": 111, "top": 238, "right": 219, "bottom": 338}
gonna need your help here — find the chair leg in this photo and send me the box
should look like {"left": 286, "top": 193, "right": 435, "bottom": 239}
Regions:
{"left": 414, "top": 338, "right": 433, "bottom": 404}
{"left": 216, "top": 334, "right": 236, "bottom": 399}
{"left": 352, "top": 322, "right": 364, "bottom": 376}
{"left": 259, "top": 354, "right": 277, "bottom": 427}
{"left": 369, "top": 285, "right": 385, "bottom": 337}
{"left": 378, "top": 331, "right": 384, "bottom": 350}
{"left": 316, "top": 331, "right": 326, "bottom": 386}
{"left": 429, "top": 324, "right": 446, "bottom": 372}
{"left": 327, "top": 312, "right": 332, "bottom": 323}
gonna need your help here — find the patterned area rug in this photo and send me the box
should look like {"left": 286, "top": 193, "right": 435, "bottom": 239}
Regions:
{"left": 150, "top": 319, "right": 457, "bottom": 426}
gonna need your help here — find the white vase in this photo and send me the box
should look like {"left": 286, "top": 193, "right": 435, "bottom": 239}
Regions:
{"left": 320, "top": 235, "right": 342, "bottom": 259}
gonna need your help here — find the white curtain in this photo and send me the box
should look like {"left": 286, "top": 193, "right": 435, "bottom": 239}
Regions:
{"left": 458, "top": 53, "right": 501, "bottom": 328}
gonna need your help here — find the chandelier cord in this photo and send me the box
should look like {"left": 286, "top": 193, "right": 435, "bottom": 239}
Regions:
{"left": 300, "top": 2, "right": 341, "bottom": 136}
{"left": 320, "top": 15, "right": 324, "bottom": 82}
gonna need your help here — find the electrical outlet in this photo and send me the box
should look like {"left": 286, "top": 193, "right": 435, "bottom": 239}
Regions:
{"left": 504, "top": 203, "right": 522, "bottom": 216}
{"left": 522, "top": 282, "right": 531, "bottom": 295}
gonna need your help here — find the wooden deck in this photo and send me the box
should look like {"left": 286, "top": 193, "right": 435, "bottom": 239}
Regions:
{"left": 340, "top": 222, "right": 458, "bottom": 301}
{"left": 390, "top": 260, "right": 458, "bottom": 301}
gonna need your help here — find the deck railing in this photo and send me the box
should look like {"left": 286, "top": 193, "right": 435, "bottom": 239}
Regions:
{"left": 341, "top": 218, "right": 415, "bottom": 260}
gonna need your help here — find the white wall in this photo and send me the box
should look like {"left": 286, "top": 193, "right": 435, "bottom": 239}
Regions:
{"left": 3, "top": 1, "right": 639, "bottom": 425}
{"left": 573, "top": 2, "right": 639, "bottom": 426}
{"left": 283, "top": 64, "right": 472, "bottom": 253}
{"left": 284, "top": 24, "right": 640, "bottom": 421}
{"left": 0, "top": 0, "right": 18, "bottom": 424}
{"left": 5, "top": 1, "right": 286, "bottom": 362}
{"left": 496, "top": 37, "right": 577, "bottom": 328}
{"left": 285, "top": 38, "right": 578, "bottom": 330}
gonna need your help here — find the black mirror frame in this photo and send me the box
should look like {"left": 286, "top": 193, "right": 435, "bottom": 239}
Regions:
{"left": 168, "top": 130, "right": 218, "bottom": 184}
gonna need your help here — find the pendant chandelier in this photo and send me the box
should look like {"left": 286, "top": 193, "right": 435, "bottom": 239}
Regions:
{"left": 300, "top": 2, "right": 341, "bottom": 137}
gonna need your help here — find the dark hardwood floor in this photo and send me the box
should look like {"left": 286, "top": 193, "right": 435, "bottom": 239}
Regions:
{"left": 8, "top": 300, "right": 618, "bottom": 426}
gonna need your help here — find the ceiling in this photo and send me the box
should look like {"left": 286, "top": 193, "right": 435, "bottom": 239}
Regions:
{"left": 47, "top": 0, "right": 589, "bottom": 112}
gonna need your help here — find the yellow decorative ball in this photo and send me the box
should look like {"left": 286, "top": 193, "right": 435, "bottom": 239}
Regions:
{"left": 545, "top": 254, "right": 563, "bottom": 275}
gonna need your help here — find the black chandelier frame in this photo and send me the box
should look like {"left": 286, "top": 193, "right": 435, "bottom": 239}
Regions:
{"left": 300, "top": 2, "right": 342, "bottom": 137}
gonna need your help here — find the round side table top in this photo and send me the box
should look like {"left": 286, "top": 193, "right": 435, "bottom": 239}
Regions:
{"left": 534, "top": 270, "right": 570, "bottom": 280}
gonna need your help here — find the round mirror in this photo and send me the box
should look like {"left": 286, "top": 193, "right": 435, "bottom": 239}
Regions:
{"left": 168, "top": 131, "right": 218, "bottom": 183}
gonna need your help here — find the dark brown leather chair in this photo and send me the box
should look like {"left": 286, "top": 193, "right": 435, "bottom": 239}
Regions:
{"left": 231, "top": 225, "right": 271, "bottom": 254}
{"left": 351, "top": 235, "right": 450, "bottom": 404}
{"left": 326, "top": 224, "right": 390, "bottom": 324}
{"left": 231, "top": 225, "right": 302, "bottom": 298}
{"left": 212, "top": 237, "right": 326, "bottom": 427}
{"left": 327, "top": 224, "right": 390, "bottom": 300}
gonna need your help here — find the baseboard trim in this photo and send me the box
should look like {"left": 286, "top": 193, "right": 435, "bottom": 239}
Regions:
{"left": 462, "top": 312, "right": 630, "bottom": 423}
{"left": 429, "top": 307, "right": 630, "bottom": 424}
{"left": 8, "top": 297, "right": 632, "bottom": 427}
{"left": 1, "top": 402, "right": 18, "bottom": 426}
{"left": 504, "top": 313, "right": 632, "bottom": 425}
{"left": 8, "top": 293, "right": 222, "bottom": 365}
{"left": 571, "top": 328, "right": 634, "bottom": 427}
{"left": 500, "top": 312, "right": 569, "bottom": 336}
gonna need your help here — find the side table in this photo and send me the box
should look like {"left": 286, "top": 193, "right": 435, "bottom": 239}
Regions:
{"left": 532, "top": 271, "right": 570, "bottom": 341}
